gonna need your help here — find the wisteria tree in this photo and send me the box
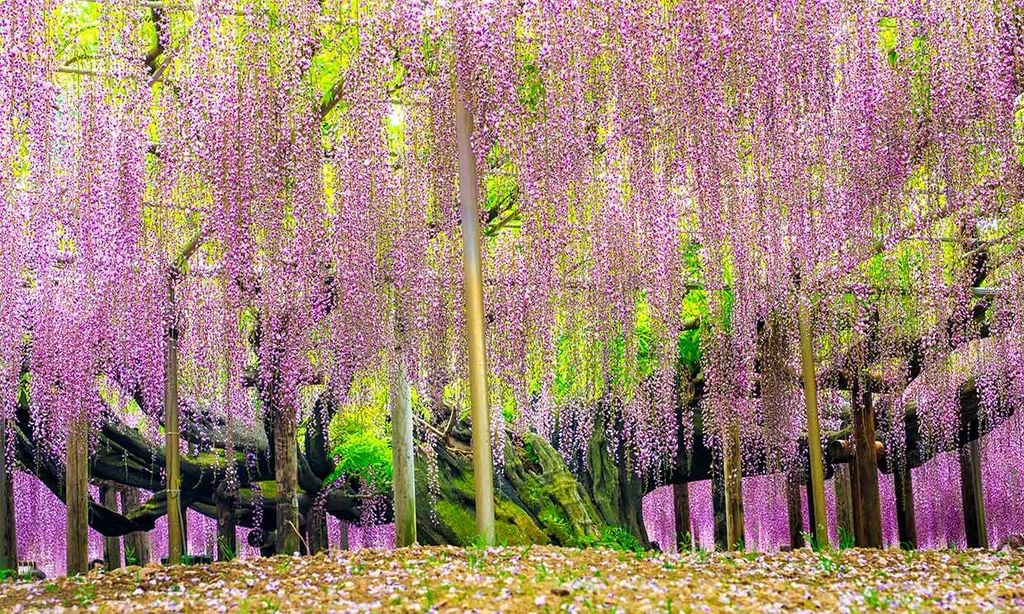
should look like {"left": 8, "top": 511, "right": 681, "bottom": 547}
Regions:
{"left": 1, "top": 0, "right": 1023, "bottom": 579}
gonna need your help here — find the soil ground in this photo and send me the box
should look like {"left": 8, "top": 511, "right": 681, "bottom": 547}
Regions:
{"left": 1, "top": 545, "right": 1023, "bottom": 612}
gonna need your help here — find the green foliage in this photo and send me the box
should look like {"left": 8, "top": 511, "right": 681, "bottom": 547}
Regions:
{"left": 863, "top": 587, "right": 891, "bottom": 609}
{"left": 802, "top": 531, "right": 826, "bottom": 553}
{"left": 816, "top": 550, "right": 845, "bottom": 575}
{"left": 325, "top": 423, "right": 392, "bottom": 492}
{"left": 325, "top": 401, "right": 392, "bottom": 492}
{"left": 571, "top": 525, "right": 642, "bottom": 552}
{"left": 838, "top": 526, "right": 855, "bottom": 550}
{"left": 218, "top": 536, "right": 237, "bottom": 562}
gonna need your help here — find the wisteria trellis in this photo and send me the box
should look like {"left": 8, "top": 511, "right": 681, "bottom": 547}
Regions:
{"left": 1, "top": 0, "right": 1023, "bottom": 556}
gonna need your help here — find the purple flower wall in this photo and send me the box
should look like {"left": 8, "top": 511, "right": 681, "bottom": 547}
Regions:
{"left": 644, "top": 414, "right": 1024, "bottom": 552}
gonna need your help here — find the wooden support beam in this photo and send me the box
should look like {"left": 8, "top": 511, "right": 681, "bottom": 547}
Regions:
{"left": 214, "top": 483, "right": 237, "bottom": 561}
{"left": 306, "top": 504, "right": 328, "bottom": 555}
{"left": 849, "top": 450, "right": 863, "bottom": 543}
{"left": 851, "top": 383, "right": 883, "bottom": 547}
{"left": 798, "top": 302, "right": 829, "bottom": 547}
{"left": 711, "top": 468, "right": 727, "bottom": 551}
{"left": 454, "top": 86, "right": 496, "bottom": 546}
{"left": 390, "top": 316, "right": 416, "bottom": 548}
{"left": 894, "top": 460, "right": 917, "bottom": 549}
{"left": 785, "top": 476, "right": 805, "bottom": 550}
{"left": 99, "top": 485, "right": 122, "bottom": 569}
{"left": 959, "top": 437, "right": 988, "bottom": 548}
{"left": 66, "top": 414, "right": 89, "bottom": 575}
{"left": 834, "top": 464, "right": 854, "bottom": 544}
{"left": 672, "top": 482, "right": 692, "bottom": 551}
{"left": 120, "top": 488, "right": 150, "bottom": 565}
{"left": 805, "top": 477, "right": 819, "bottom": 547}
{"left": 0, "top": 424, "right": 17, "bottom": 571}
{"left": 338, "top": 521, "right": 350, "bottom": 551}
{"left": 273, "top": 413, "right": 301, "bottom": 555}
{"left": 165, "top": 285, "right": 183, "bottom": 565}
{"left": 723, "top": 426, "right": 744, "bottom": 550}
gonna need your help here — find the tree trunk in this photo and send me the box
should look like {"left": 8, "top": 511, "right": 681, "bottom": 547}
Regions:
{"left": 959, "top": 437, "right": 988, "bottom": 548}
{"left": 785, "top": 476, "right": 804, "bottom": 550}
{"left": 99, "top": 485, "right": 121, "bottom": 569}
{"left": 894, "top": 460, "right": 917, "bottom": 549}
{"left": 851, "top": 383, "right": 882, "bottom": 547}
{"left": 120, "top": 488, "right": 150, "bottom": 565}
{"left": 273, "top": 413, "right": 301, "bottom": 555}
{"left": 66, "top": 413, "right": 89, "bottom": 575}
{"left": 0, "top": 424, "right": 17, "bottom": 571}
{"left": 672, "top": 482, "right": 691, "bottom": 551}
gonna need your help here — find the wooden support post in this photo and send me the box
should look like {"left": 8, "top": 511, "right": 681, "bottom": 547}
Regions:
{"left": 338, "top": 521, "right": 350, "bottom": 551}
{"left": 894, "top": 459, "right": 917, "bottom": 549}
{"left": 273, "top": 413, "right": 301, "bottom": 555}
{"left": 798, "top": 302, "right": 829, "bottom": 548}
{"left": 851, "top": 382, "right": 883, "bottom": 547}
{"left": 306, "top": 503, "right": 328, "bottom": 555}
{"left": 834, "top": 464, "right": 854, "bottom": 545}
{"left": 165, "top": 283, "right": 183, "bottom": 565}
{"left": 785, "top": 475, "right": 805, "bottom": 550}
{"left": 805, "top": 478, "right": 819, "bottom": 547}
{"left": 65, "top": 413, "right": 89, "bottom": 575}
{"left": 99, "top": 484, "right": 122, "bottom": 569}
{"left": 672, "top": 482, "right": 692, "bottom": 551}
{"left": 454, "top": 86, "right": 496, "bottom": 545}
{"left": 391, "top": 317, "right": 416, "bottom": 547}
{"left": 723, "top": 426, "right": 744, "bottom": 550}
{"left": 214, "top": 483, "right": 238, "bottom": 561}
{"left": 0, "top": 423, "right": 17, "bottom": 571}
{"left": 848, "top": 453, "right": 863, "bottom": 544}
{"left": 120, "top": 488, "right": 150, "bottom": 565}
{"left": 711, "top": 469, "right": 727, "bottom": 551}
{"left": 959, "top": 437, "right": 988, "bottom": 548}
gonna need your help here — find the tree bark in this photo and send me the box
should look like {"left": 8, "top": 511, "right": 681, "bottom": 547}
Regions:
{"left": 959, "top": 436, "right": 988, "bottom": 548}
{"left": 120, "top": 488, "right": 150, "bottom": 565}
{"left": 99, "top": 485, "right": 122, "bottom": 569}
{"left": 66, "top": 413, "right": 89, "bottom": 575}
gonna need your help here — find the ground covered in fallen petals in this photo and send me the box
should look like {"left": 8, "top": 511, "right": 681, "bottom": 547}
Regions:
{"left": 2, "top": 546, "right": 1024, "bottom": 612}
